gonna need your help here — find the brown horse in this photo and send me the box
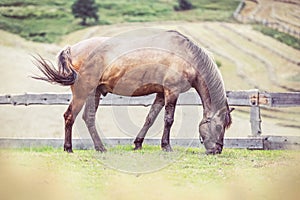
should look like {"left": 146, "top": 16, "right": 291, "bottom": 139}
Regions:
{"left": 33, "top": 29, "right": 233, "bottom": 154}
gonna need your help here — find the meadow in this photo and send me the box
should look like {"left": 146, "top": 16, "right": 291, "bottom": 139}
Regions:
{"left": 0, "top": 146, "right": 299, "bottom": 200}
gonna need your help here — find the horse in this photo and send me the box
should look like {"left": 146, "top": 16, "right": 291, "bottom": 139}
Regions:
{"left": 33, "top": 29, "right": 233, "bottom": 154}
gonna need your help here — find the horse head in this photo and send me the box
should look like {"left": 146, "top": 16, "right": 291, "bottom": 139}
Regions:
{"left": 199, "top": 107, "right": 234, "bottom": 154}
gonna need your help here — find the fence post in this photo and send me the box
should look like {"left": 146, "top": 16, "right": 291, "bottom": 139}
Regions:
{"left": 250, "top": 106, "right": 262, "bottom": 136}
{"left": 249, "top": 90, "right": 262, "bottom": 136}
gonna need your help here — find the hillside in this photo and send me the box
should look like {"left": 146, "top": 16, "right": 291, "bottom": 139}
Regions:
{"left": 0, "top": 0, "right": 240, "bottom": 43}
{"left": 239, "top": 0, "right": 300, "bottom": 39}
{"left": 0, "top": 21, "right": 299, "bottom": 139}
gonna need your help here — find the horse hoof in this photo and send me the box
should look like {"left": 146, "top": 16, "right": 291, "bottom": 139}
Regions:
{"left": 133, "top": 138, "right": 144, "bottom": 151}
{"left": 133, "top": 143, "right": 143, "bottom": 150}
{"left": 95, "top": 146, "right": 107, "bottom": 152}
{"left": 64, "top": 148, "right": 73, "bottom": 153}
{"left": 162, "top": 145, "right": 173, "bottom": 152}
{"left": 133, "top": 145, "right": 142, "bottom": 151}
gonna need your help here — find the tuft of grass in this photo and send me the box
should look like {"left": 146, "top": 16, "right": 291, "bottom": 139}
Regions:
{"left": 18, "top": 146, "right": 60, "bottom": 152}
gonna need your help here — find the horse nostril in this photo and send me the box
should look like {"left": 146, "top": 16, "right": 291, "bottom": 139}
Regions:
{"left": 215, "top": 144, "right": 223, "bottom": 154}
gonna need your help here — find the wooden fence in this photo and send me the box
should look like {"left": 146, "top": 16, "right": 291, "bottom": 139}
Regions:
{"left": 0, "top": 90, "right": 300, "bottom": 150}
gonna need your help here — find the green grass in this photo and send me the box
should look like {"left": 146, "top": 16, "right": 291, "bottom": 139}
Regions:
{"left": 0, "top": 0, "right": 240, "bottom": 43}
{"left": 0, "top": 146, "right": 299, "bottom": 200}
{"left": 254, "top": 25, "right": 300, "bottom": 50}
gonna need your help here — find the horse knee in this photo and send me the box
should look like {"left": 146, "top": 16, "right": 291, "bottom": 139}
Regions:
{"left": 82, "top": 113, "right": 91, "bottom": 126}
{"left": 64, "top": 108, "right": 74, "bottom": 125}
{"left": 165, "top": 117, "right": 174, "bottom": 127}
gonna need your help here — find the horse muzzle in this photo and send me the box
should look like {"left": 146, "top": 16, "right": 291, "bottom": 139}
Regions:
{"left": 205, "top": 143, "right": 223, "bottom": 155}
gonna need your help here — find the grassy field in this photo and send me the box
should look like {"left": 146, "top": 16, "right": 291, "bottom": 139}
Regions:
{"left": 0, "top": 0, "right": 240, "bottom": 43}
{"left": 0, "top": 146, "right": 299, "bottom": 200}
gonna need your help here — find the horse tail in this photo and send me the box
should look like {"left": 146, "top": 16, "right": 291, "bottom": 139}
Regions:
{"left": 32, "top": 46, "right": 77, "bottom": 86}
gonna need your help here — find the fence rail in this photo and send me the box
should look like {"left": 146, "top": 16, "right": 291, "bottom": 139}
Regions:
{"left": 1, "top": 90, "right": 299, "bottom": 107}
{"left": 0, "top": 90, "right": 300, "bottom": 150}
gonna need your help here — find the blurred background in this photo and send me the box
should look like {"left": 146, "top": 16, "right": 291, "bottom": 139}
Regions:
{"left": 0, "top": 0, "right": 299, "bottom": 140}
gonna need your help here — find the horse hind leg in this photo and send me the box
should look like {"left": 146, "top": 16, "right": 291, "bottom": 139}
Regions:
{"left": 161, "top": 90, "right": 178, "bottom": 152}
{"left": 82, "top": 87, "right": 106, "bottom": 152}
{"left": 134, "top": 93, "right": 165, "bottom": 150}
{"left": 64, "top": 104, "right": 74, "bottom": 152}
{"left": 64, "top": 98, "right": 86, "bottom": 153}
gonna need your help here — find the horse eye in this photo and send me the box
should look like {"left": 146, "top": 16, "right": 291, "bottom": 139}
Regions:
{"left": 216, "top": 125, "right": 222, "bottom": 132}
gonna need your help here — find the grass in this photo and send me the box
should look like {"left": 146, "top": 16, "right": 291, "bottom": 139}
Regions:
{"left": 0, "top": 0, "right": 240, "bottom": 43}
{"left": 0, "top": 146, "right": 299, "bottom": 200}
{"left": 254, "top": 25, "right": 300, "bottom": 50}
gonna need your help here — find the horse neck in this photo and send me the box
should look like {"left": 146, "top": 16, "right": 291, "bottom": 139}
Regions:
{"left": 195, "top": 81, "right": 228, "bottom": 119}
{"left": 193, "top": 51, "right": 228, "bottom": 119}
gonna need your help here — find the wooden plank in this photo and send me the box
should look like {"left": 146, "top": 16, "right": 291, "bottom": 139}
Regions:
{"left": 0, "top": 93, "right": 72, "bottom": 106}
{"left": 0, "top": 137, "right": 264, "bottom": 150}
{"left": 101, "top": 94, "right": 156, "bottom": 106}
{"left": 226, "top": 89, "right": 259, "bottom": 106}
{"left": 263, "top": 136, "right": 300, "bottom": 150}
{"left": 5, "top": 136, "right": 300, "bottom": 150}
{"left": 224, "top": 137, "right": 263, "bottom": 149}
{"left": 0, "top": 90, "right": 269, "bottom": 106}
{"left": 269, "top": 92, "right": 300, "bottom": 107}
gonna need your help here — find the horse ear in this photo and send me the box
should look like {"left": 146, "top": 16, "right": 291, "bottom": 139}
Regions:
{"left": 66, "top": 46, "right": 71, "bottom": 55}
{"left": 224, "top": 107, "right": 234, "bottom": 129}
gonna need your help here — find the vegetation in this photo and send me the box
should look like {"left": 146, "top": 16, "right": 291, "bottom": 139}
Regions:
{"left": 0, "top": 0, "right": 240, "bottom": 43}
{"left": 254, "top": 25, "right": 300, "bottom": 50}
{"left": 174, "top": 0, "right": 194, "bottom": 11}
{"left": 0, "top": 0, "right": 297, "bottom": 56}
{"left": 71, "top": 0, "right": 99, "bottom": 25}
{"left": 0, "top": 146, "right": 299, "bottom": 199}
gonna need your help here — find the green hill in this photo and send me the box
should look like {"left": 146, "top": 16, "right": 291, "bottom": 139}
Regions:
{"left": 0, "top": 0, "right": 240, "bottom": 43}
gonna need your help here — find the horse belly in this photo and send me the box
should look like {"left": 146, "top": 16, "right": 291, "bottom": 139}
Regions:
{"left": 105, "top": 70, "right": 165, "bottom": 96}
{"left": 115, "top": 83, "right": 164, "bottom": 96}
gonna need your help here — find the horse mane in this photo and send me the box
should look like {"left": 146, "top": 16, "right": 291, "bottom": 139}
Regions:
{"left": 168, "top": 30, "right": 230, "bottom": 115}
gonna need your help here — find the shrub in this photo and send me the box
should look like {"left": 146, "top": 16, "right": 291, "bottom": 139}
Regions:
{"left": 174, "top": 0, "right": 194, "bottom": 11}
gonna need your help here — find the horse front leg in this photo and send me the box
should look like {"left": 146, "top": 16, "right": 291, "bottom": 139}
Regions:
{"left": 134, "top": 93, "right": 165, "bottom": 150}
{"left": 82, "top": 87, "right": 106, "bottom": 152}
{"left": 161, "top": 91, "right": 178, "bottom": 152}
